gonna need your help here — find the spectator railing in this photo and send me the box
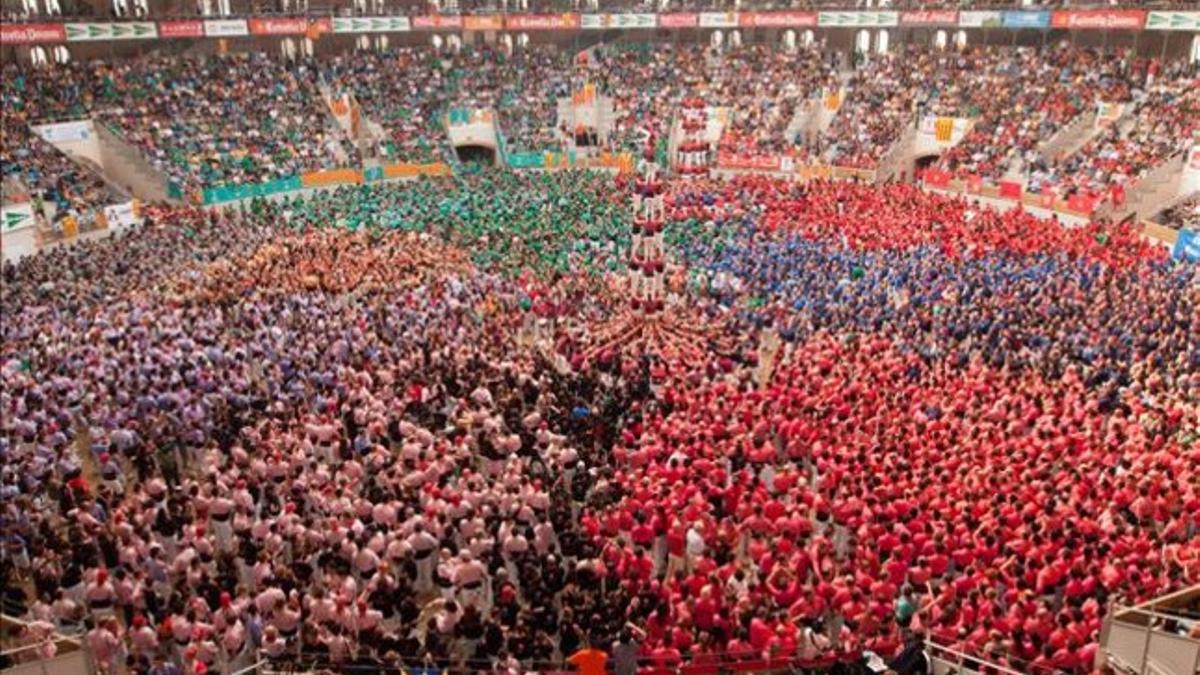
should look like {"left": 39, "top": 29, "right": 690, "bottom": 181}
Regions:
{"left": 0, "top": 614, "right": 91, "bottom": 675}
{"left": 1100, "top": 585, "right": 1200, "bottom": 675}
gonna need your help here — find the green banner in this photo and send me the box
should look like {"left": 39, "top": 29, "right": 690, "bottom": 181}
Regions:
{"left": 507, "top": 152, "right": 546, "bottom": 169}
{"left": 201, "top": 175, "right": 301, "bottom": 205}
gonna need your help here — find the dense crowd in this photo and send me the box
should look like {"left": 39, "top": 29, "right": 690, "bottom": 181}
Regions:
{"left": 3, "top": 44, "right": 1196, "bottom": 201}
{"left": 1025, "top": 69, "right": 1200, "bottom": 199}
{"left": 1, "top": 64, "right": 121, "bottom": 218}
{"left": 1, "top": 161, "right": 1196, "bottom": 675}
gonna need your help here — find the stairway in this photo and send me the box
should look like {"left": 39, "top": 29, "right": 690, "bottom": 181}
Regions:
{"left": 1039, "top": 110, "right": 1100, "bottom": 164}
{"left": 93, "top": 122, "right": 177, "bottom": 203}
{"left": 1105, "top": 153, "right": 1187, "bottom": 222}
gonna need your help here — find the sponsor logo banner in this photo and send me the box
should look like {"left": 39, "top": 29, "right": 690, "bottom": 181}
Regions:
{"left": 738, "top": 11, "right": 817, "bottom": 28}
{"left": 699, "top": 12, "right": 738, "bottom": 28}
{"left": 248, "top": 17, "right": 330, "bottom": 35}
{"left": 203, "top": 19, "right": 248, "bottom": 36}
{"left": 658, "top": 12, "right": 698, "bottom": 28}
{"left": 1, "top": 203, "right": 36, "bottom": 232}
{"left": 463, "top": 15, "right": 503, "bottom": 30}
{"left": 504, "top": 14, "right": 580, "bottom": 30}
{"left": 412, "top": 14, "right": 463, "bottom": 30}
{"left": 1051, "top": 10, "right": 1145, "bottom": 30}
{"left": 1001, "top": 11, "right": 1050, "bottom": 29}
{"left": 1144, "top": 11, "right": 1200, "bottom": 31}
{"left": 33, "top": 120, "right": 92, "bottom": 143}
{"left": 66, "top": 22, "right": 157, "bottom": 41}
{"left": 158, "top": 20, "right": 204, "bottom": 38}
{"left": 581, "top": 13, "right": 656, "bottom": 29}
{"left": 331, "top": 17, "right": 410, "bottom": 33}
{"left": 958, "top": 11, "right": 1002, "bottom": 27}
{"left": 717, "top": 153, "right": 782, "bottom": 171}
{"left": 818, "top": 11, "right": 898, "bottom": 27}
{"left": 0, "top": 22, "right": 65, "bottom": 44}
{"left": 900, "top": 10, "right": 958, "bottom": 26}
{"left": 102, "top": 201, "right": 140, "bottom": 230}
{"left": 1173, "top": 228, "right": 1199, "bottom": 262}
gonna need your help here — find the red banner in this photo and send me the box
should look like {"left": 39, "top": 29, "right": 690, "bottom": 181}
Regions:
{"left": 922, "top": 168, "right": 952, "bottom": 188}
{"left": 247, "top": 17, "right": 330, "bottom": 35}
{"left": 463, "top": 15, "right": 503, "bottom": 30}
{"left": 717, "top": 154, "right": 782, "bottom": 171}
{"left": 1050, "top": 10, "right": 1145, "bottom": 30}
{"left": 900, "top": 10, "right": 958, "bottom": 26}
{"left": 737, "top": 11, "right": 817, "bottom": 27}
{"left": 0, "top": 22, "right": 65, "bottom": 44}
{"left": 1066, "top": 193, "right": 1098, "bottom": 214}
{"left": 1110, "top": 183, "right": 1126, "bottom": 207}
{"left": 658, "top": 12, "right": 698, "bottom": 28}
{"left": 999, "top": 181, "right": 1023, "bottom": 200}
{"left": 504, "top": 13, "right": 580, "bottom": 30}
{"left": 412, "top": 15, "right": 463, "bottom": 30}
{"left": 158, "top": 20, "right": 204, "bottom": 38}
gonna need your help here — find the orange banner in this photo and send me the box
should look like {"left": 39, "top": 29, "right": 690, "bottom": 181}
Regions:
{"left": 300, "top": 168, "right": 363, "bottom": 188}
{"left": 463, "top": 15, "right": 503, "bottom": 30}
{"left": 382, "top": 162, "right": 451, "bottom": 179}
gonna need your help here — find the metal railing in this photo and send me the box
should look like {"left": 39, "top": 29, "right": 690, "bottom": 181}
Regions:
{"left": 1101, "top": 599, "right": 1200, "bottom": 675}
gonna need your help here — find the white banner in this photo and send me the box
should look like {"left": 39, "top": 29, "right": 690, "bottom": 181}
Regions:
{"left": 65, "top": 22, "right": 158, "bottom": 41}
{"left": 203, "top": 19, "right": 248, "bottom": 37}
{"left": 582, "top": 13, "right": 656, "bottom": 29}
{"left": 2, "top": 203, "right": 37, "bottom": 233}
{"left": 330, "top": 17, "right": 410, "bottom": 33}
{"left": 1144, "top": 11, "right": 1200, "bottom": 31}
{"left": 102, "top": 201, "right": 140, "bottom": 230}
{"left": 699, "top": 11, "right": 738, "bottom": 27}
{"left": 958, "top": 11, "right": 1002, "bottom": 27}
{"left": 33, "top": 119, "right": 93, "bottom": 143}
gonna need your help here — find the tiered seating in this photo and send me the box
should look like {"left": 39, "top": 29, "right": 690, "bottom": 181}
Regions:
{"left": 1, "top": 63, "right": 120, "bottom": 216}
{"left": 96, "top": 54, "right": 352, "bottom": 190}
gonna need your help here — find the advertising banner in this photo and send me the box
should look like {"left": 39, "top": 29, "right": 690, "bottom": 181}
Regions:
{"left": 1144, "top": 11, "right": 1200, "bottom": 31}
{"left": 900, "top": 10, "right": 958, "bottom": 26}
{"left": 203, "top": 19, "right": 249, "bottom": 37}
{"left": 248, "top": 17, "right": 330, "bottom": 35}
{"left": 201, "top": 175, "right": 301, "bottom": 205}
{"left": 699, "top": 12, "right": 738, "bottom": 28}
{"left": 463, "top": 15, "right": 503, "bottom": 31}
{"left": 1051, "top": 10, "right": 1145, "bottom": 30}
{"left": 958, "top": 11, "right": 1002, "bottom": 27}
{"left": 999, "top": 181, "right": 1023, "bottom": 200}
{"left": 158, "top": 20, "right": 204, "bottom": 38}
{"left": 102, "top": 201, "right": 141, "bottom": 230}
{"left": 66, "top": 22, "right": 157, "bottom": 41}
{"left": 1001, "top": 11, "right": 1050, "bottom": 29}
{"left": 0, "top": 22, "right": 65, "bottom": 44}
{"left": 581, "top": 13, "right": 656, "bottom": 29}
{"left": 504, "top": 14, "right": 580, "bottom": 30}
{"left": 738, "top": 11, "right": 817, "bottom": 28}
{"left": 1173, "top": 229, "right": 1199, "bottom": 263}
{"left": 717, "top": 154, "right": 782, "bottom": 171}
{"left": 380, "top": 162, "right": 451, "bottom": 179}
{"left": 33, "top": 120, "right": 92, "bottom": 143}
{"left": 1065, "top": 193, "right": 1098, "bottom": 214}
{"left": 412, "top": 15, "right": 462, "bottom": 30}
{"left": 1095, "top": 101, "right": 1124, "bottom": 128}
{"left": 331, "top": 17, "right": 410, "bottom": 33}
{"left": 1, "top": 203, "right": 36, "bottom": 233}
{"left": 921, "top": 168, "right": 952, "bottom": 187}
{"left": 300, "top": 168, "right": 363, "bottom": 188}
{"left": 818, "top": 11, "right": 898, "bottom": 27}
{"left": 508, "top": 152, "right": 546, "bottom": 169}
{"left": 658, "top": 12, "right": 698, "bottom": 28}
